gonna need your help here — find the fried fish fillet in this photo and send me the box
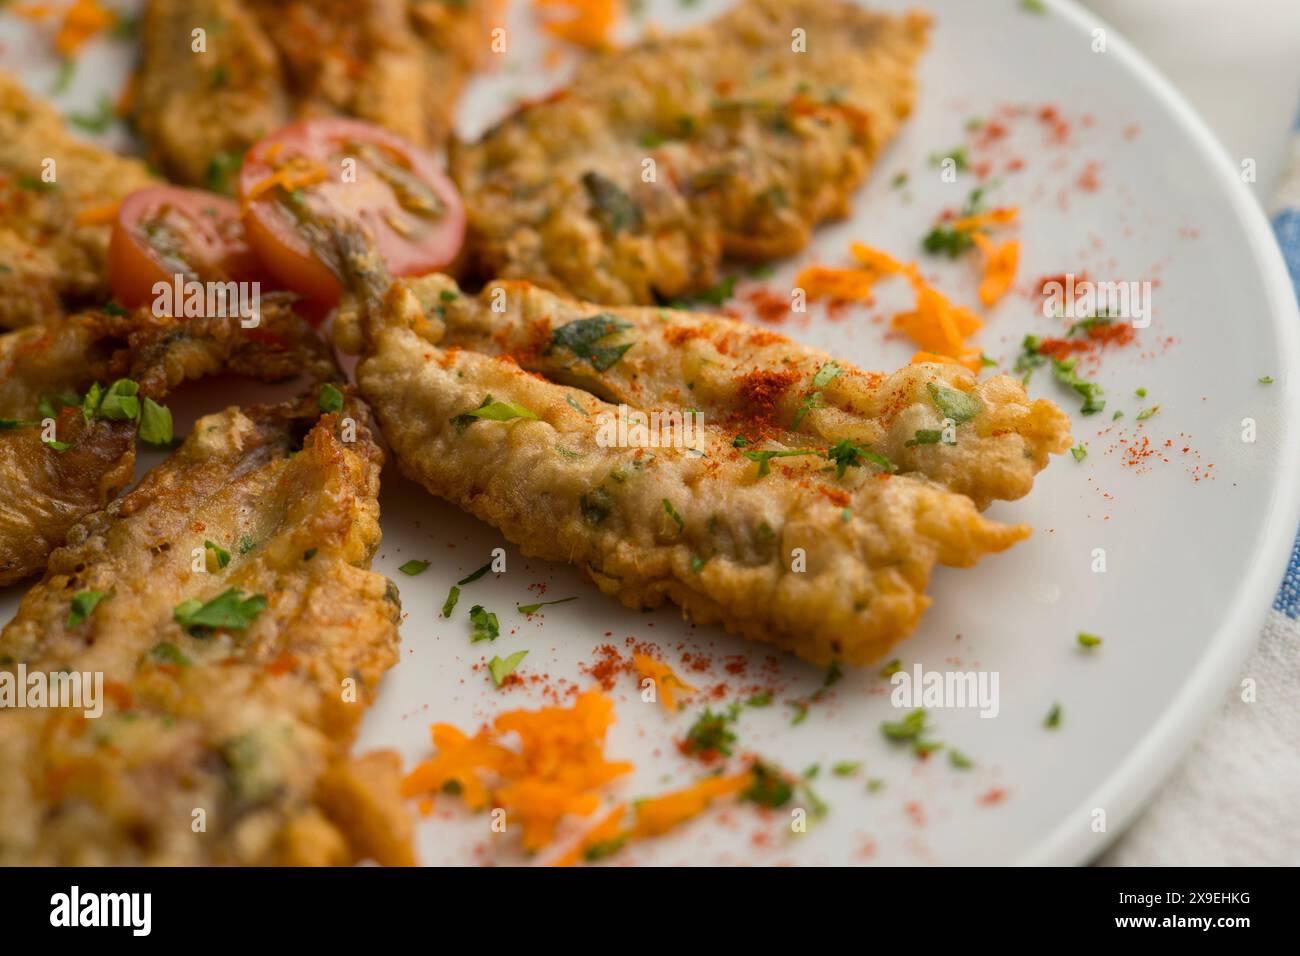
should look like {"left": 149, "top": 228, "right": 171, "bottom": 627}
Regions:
{"left": 133, "top": 0, "right": 489, "bottom": 188}
{"left": 0, "top": 388, "right": 412, "bottom": 865}
{"left": 357, "top": 277, "right": 1028, "bottom": 667}
{"left": 0, "top": 72, "right": 156, "bottom": 328}
{"left": 430, "top": 279, "right": 1072, "bottom": 509}
{"left": 0, "top": 299, "right": 334, "bottom": 586}
{"left": 451, "top": 0, "right": 930, "bottom": 304}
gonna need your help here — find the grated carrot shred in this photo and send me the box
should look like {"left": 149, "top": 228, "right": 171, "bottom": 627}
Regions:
{"left": 533, "top": 0, "right": 619, "bottom": 50}
{"left": 632, "top": 653, "right": 694, "bottom": 711}
{"left": 629, "top": 770, "right": 753, "bottom": 838}
{"left": 552, "top": 769, "right": 755, "bottom": 865}
{"left": 793, "top": 265, "right": 879, "bottom": 304}
{"left": 551, "top": 803, "right": 627, "bottom": 867}
{"left": 401, "top": 691, "right": 633, "bottom": 854}
{"left": 241, "top": 157, "right": 328, "bottom": 210}
{"left": 801, "top": 242, "right": 986, "bottom": 370}
{"left": 12, "top": 0, "right": 118, "bottom": 57}
{"left": 949, "top": 205, "right": 1019, "bottom": 235}
{"left": 972, "top": 234, "right": 1019, "bottom": 307}
{"left": 73, "top": 201, "right": 120, "bottom": 226}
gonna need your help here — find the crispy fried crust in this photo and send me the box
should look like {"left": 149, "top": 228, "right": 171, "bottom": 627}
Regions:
{"left": 0, "top": 72, "right": 157, "bottom": 328}
{"left": 358, "top": 279, "right": 1028, "bottom": 667}
{"left": 0, "top": 389, "right": 412, "bottom": 865}
{"left": 452, "top": 0, "right": 930, "bottom": 304}
{"left": 133, "top": 0, "right": 489, "bottom": 187}
{"left": 432, "top": 279, "right": 1072, "bottom": 509}
{"left": 0, "top": 300, "right": 335, "bottom": 585}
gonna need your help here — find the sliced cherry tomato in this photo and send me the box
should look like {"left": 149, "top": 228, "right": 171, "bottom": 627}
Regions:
{"left": 108, "top": 186, "right": 265, "bottom": 309}
{"left": 238, "top": 118, "right": 465, "bottom": 306}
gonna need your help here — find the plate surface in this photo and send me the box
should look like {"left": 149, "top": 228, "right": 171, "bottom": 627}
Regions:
{"left": 2, "top": 0, "right": 1298, "bottom": 866}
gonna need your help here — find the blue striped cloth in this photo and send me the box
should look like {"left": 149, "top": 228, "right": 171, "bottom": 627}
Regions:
{"left": 1271, "top": 115, "right": 1300, "bottom": 617}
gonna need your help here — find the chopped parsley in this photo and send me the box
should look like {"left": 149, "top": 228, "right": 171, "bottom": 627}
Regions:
{"left": 517, "top": 596, "right": 576, "bottom": 614}
{"left": 1076, "top": 631, "right": 1103, "bottom": 648}
{"left": 1044, "top": 702, "right": 1063, "bottom": 729}
{"left": 662, "top": 498, "right": 684, "bottom": 532}
{"left": 44, "top": 439, "right": 70, "bottom": 452}
{"left": 906, "top": 429, "right": 945, "bottom": 447}
{"left": 139, "top": 397, "right": 173, "bottom": 446}
{"left": 831, "top": 761, "right": 861, "bottom": 777}
{"left": 204, "top": 540, "right": 231, "bottom": 569}
{"left": 826, "top": 439, "right": 893, "bottom": 479}
{"left": 150, "top": 642, "right": 191, "bottom": 667}
{"left": 319, "top": 383, "right": 344, "bottom": 413}
{"left": 398, "top": 559, "right": 430, "bottom": 576}
{"left": 740, "top": 760, "right": 794, "bottom": 808}
{"left": 457, "top": 561, "right": 493, "bottom": 586}
{"left": 97, "top": 379, "right": 141, "bottom": 422}
{"left": 881, "top": 708, "right": 942, "bottom": 757}
{"left": 468, "top": 605, "right": 499, "bottom": 643}
{"left": 441, "top": 586, "right": 460, "bottom": 617}
{"left": 1068, "top": 315, "right": 1113, "bottom": 336}
{"left": 926, "top": 381, "right": 982, "bottom": 423}
{"left": 928, "top": 146, "right": 970, "bottom": 171}
{"left": 488, "top": 650, "right": 528, "bottom": 687}
{"left": 1259, "top": 376, "right": 1274, "bottom": 385}
{"left": 1070, "top": 443, "right": 1087, "bottom": 463}
{"left": 452, "top": 397, "right": 537, "bottom": 431}
{"left": 548, "top": 314, "right": 635, "bottom": 372}
{"left": 1051, "top": 355, "right": 1106, "bottom": 415}
{"left": 682, "top": 707, "right": 737, "bottom": 758}
{"left": 66, "top": 95, "right": 115, "bottom": 134}
{"left": 879, "top": 658, "right": 902, "bottom": 678}
{"left": 66, "top": 590, "right": 107, "bottom": 628}
{"left": 173, "top": 588, "right": 268, "bottom": 635}
{"left": 1136, "top": 405, "right": 1160, "bottom": 421}
{"left": 742, "top": 448, "right": 817, "bottom": 477}
{"left": 581, "top": 171, "right": 642, "bottom": 234}
{"left": 948, "top": 749, "right": 974, "bottom": 770}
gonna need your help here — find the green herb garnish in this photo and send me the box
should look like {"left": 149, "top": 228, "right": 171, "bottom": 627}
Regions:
{"left": 517, "top": 596, "right": 576, "bottom": 614}
{"left": 66, "top": 590, "right": 107, "bottom": 628}
{"left": 469, "top": 605, "right": 499, "bottom": 643}
{"left": 489, "top": 650, "right": 528, "bottom": 687}
{"left": 173, "top": 588, "right": 267, "bottom": 635}
{"left": 319, "top": 383, "right": 344, "bottom": 413}
{"left": 548, "top": 314, "right": 635, "bottom": 372}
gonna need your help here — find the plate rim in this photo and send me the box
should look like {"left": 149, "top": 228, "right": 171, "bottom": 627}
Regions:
{"left": 1017, "top": 0, "right": 1300, "bottom": 866}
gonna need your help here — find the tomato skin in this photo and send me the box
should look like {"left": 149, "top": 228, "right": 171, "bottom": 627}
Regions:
{"left": 108, "top": 187, "right": 263, "bottom": 310}
{"left": 238, "top": 118, "right": 466, "bottom": 307}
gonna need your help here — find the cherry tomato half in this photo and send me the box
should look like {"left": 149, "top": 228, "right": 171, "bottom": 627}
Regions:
{"left": 108, "top": 186, "right": 265, "bottom": 309}
{"left": 238, "top": 118, "right": 466, "bottom": 306}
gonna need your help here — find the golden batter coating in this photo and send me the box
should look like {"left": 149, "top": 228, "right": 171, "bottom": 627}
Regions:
{"left": 0, "top": 72, "right": 156, "bottom": 329}
{"left": 133, "top": 0, "right": 489, "bottom": 188}
{"left": 0, "top": 389, "right": 412, "bottom": 865}
{"left": 0, "top": 299, "right": 335, "bottom": 585}
{"left": 357, "top": 277, "right": 1029, "bottom": 668}
{"left": 452, "top": 0, "right": 930, "bottom": 304}
{"left": 432, "top": 279, "right": 1072, "bottom": 509}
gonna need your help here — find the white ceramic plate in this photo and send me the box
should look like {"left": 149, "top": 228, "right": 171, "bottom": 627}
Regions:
{"left": 3, "top": 0, "right": 1298, "bottom": 866}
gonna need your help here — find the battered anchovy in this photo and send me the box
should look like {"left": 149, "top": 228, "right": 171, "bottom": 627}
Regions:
{"left": 0, "top": 72, "right": 156, "bottom": 328}
{"left": 0, "top": 388, "right": 412, "bottom": 866}
{"left": 133, "top": 0, "right": 488, "bottom": 188}
{"left": 451, "top": 0, "right": 930, "bottom": 304}
{"left": 0, "top": 298, "right": 334, "bottom": 585}
{"left": 357, "top": 277, "right": 1028, "bottom": 667}
{"left": 429, "top": 279, "right": 1072, "bottom": 509}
